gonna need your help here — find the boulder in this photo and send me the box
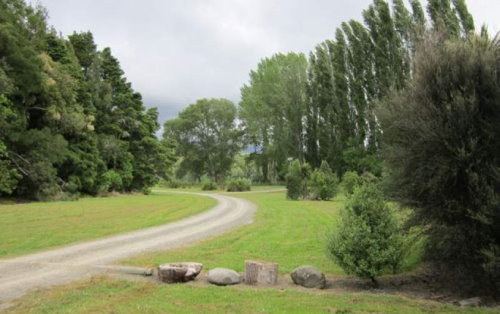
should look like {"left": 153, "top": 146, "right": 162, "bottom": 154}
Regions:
{"left": 458, "top": 297, "right": 481, "bottom": 307}
{"left": 290, "top": 266, "right": 326, "bottom": 289}
{"left": 157, "top": 262, "right": 203, "bottom": 283}
{"left": 207, "top": 268, "right": 241, "bottom": 286}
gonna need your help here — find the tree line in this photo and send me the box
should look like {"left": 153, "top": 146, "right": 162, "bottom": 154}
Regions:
{"left": 168, "top": 0, "right": 477, "bottom": 184}
{"left": 0, "top": 0, "right": 173, "bottom": 200}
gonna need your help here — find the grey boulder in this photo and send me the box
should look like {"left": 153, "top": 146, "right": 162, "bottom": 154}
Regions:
{"left": 157, "top": 262, "right": 203, "bottom": 283}
{"left": 207, "top": 268, "right": 241, "bottom": 286}
{"left": 291, "top": 266, "right": 326, "bottom": 289}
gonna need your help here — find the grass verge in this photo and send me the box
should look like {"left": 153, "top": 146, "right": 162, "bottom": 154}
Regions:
{"left": 0, "top": 193, "right": 216, "bottom": 258}
{"left": 5, "top": 276, "right": 494, "bottom": 314}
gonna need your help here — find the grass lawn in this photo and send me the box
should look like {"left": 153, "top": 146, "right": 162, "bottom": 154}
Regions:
{"left": 5, "top": 276, "right": 494, "bottom": 314}
{"left": 124, "top": 189, "right": 421, "bottom": 275}
{"left": 5, "top": 188, "right": 474, "bottom": 313}
{"left": 0, "top": 193, "right": 216, "bottom": 258}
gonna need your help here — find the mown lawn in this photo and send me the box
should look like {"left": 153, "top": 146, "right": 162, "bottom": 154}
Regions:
{"left": 5, "top": 276, "right": 494, "bottom": 314}
{"left": 0, "top": 193, "right": 216, "bottom": 258}
{"left": 6, "top": 188, "right": 469, "bottom": 314}
{"left": 124, "top": 189, "right": 421, "bottom": 275}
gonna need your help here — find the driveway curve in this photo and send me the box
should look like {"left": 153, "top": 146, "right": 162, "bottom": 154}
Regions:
{"left": 0, "top": 191, "right": 256, "bottom": 308}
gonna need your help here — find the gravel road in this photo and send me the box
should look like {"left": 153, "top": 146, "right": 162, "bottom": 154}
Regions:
{"left": 0, "top": 192, "right": 256, "bottom": 309}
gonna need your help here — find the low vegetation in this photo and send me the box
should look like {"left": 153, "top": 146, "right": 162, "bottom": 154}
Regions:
{"left": 225, "top": 178, "right": 251, "bottom": 192}
{"left": 7, "top": 276, "right": 493, "bottom": 314}
{"left": 328, "top": 184, "right": 404, "bottom": 286}
{"left": 0, "top": 193, "right": 216, "bottom": 258}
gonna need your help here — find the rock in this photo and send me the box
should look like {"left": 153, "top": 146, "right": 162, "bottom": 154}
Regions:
{"left": 157, "top": 262, "right": 203, "bottom": 283}
{"left": 290, "top": 266, "right": 326, "bottom": 289}
{"left": 244, "top": 260, "right": 279, "bottom": 285}
{"left": 207, "top": 268, "right": 241, "bottom": 286}
{"left": 458, "top": 297, "right": 481, "bottom": 307}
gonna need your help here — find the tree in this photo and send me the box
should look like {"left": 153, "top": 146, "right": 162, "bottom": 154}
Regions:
{"left": 380, "top": 33, "right": 500, "bottom": 292}
{"left": 328, "top": 183, "right": 404, "bottom": 286}
{"left": 165, "top": 98, "right": 242, "bottom": 183}
{"left": 240, "top": 53, "right": 308, "bottom": 182}
{"left": 0, "top": 1, "right": 169, "bottom": 199}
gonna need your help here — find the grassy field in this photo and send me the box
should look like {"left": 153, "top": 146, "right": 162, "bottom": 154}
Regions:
{"left": 5, "top": 276, "right": 494, "bottom": 314}
{"left": 4, "top": 188, "right": 488, "bottom": 313}
{"left": 124, "top": 189, "right": 421, "bottom": 275}
{"left": 0, "top": 193, "right": 216, "bottom": 258}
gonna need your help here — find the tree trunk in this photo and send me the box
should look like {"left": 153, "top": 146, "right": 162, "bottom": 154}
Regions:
{"left": 244, "top": 260, "right": 278, "bottom": 285}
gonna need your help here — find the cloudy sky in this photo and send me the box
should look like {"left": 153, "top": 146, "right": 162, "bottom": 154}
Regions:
{"left": 37, "top": 0, "right": 500, "bottom": 124}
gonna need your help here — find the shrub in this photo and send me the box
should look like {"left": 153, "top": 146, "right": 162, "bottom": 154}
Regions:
{"left": 285, "top": 160, "right": 311, "bottom": 200}
{"left": 341, "top": 171, "right": 360, "bottom": 196}
{"left": 309, "top": 161, "right": 339, "bottom": 201}
{"left": 201, "top": 181, "right": 217, "bottom": 191}
{"left": 226, "top": 178, "right": 251, "bottom": 192}
{"left": 380, "top": 34, "right": 500, "bottom": 291}
{"left": 164, "top": 179, "right": 189, "bottom": 189}
{"left": 328, "top": 184, "right": 404, "bottom": 286}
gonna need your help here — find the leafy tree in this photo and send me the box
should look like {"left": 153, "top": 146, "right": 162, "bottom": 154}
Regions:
{"left": 328, "top": 183, "right": 404, "bottom": 286}
{"left": 380, "top": 33, "right": 500, "bottom": 292}
{"left": 0, "top": 1, "right": 170, "bottom": 199}
{"left": 165, "top": 98, "right": 242, "bottom": 183}
{"left": 240, "top": 53, "right": 308, "bottom": 182}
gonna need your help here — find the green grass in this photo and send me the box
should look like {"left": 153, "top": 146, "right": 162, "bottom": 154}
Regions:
{"left": 3, "top": 188, "right": 492, "bottom": 313}
{"left": 6, "top": 276, "right": 494, "bottom": 314}
{"left": 124, "top": 190, "right": 345, "bottom": 274}
{"left": 124, "top": 189, "right": 422, "bottom": 275}
{"left": 0, "top": 193, "right": 216, "bottom": 258}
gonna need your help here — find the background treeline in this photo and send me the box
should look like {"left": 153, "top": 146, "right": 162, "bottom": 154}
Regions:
{"left": 0, "top": 0, "right": 173, "bottom": 200}
{"left": 168, "top": 0, "right": 476, "bottom": 184}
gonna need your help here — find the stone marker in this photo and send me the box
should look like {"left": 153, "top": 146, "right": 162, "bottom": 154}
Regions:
{"left": 290, "top": 266, "right": 326, "bottom": 289}
{"left": 157, "top": 262, "right": 203, "bottom": 283}
{"left": 244, "top": 260, "right": 278, "bottom": 285}
{"left": 207, "top": 268, "right": 241, "bottom": 286}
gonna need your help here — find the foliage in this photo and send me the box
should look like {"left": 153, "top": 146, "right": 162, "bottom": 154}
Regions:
{"left": 226, "top": 178, "right": 251, "bottom": 192}
{"left": 309, "top": 161, "right": 339, "bottom": 201}
{"left": 341, "top": 171, "right": 361, "bottom": 196}
{"left": 285, "top": 160, "right": 311, "bottom": 200}
{"left": 380, "top": 33, "right": 500, "bottom": 292}
{"left": 240, "top": 53, "right": 308, "bottom": 182}
{"left": 328, "top": 184, "right": 404, "bottom": 285}
{"left": 165, "top": 98, "right": 242, "bottom": 183}
{"left": 0, "top": 1, "right": 173, "bottom": 200}
{"left": 201, "top": 181, "right": 218, "bottom": 191}
{"left": 162, "top": 179, "right": 190, "bottom": 189}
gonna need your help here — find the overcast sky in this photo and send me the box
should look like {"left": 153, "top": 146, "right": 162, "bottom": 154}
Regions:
{"left": 37, "top": 0, "right": 500, "bottom": 124}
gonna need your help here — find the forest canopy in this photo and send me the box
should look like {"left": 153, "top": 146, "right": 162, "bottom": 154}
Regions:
{"left": 0, "top": 0, "right": 173, "bottom": 200}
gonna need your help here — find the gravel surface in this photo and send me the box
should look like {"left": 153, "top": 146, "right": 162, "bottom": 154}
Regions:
{"left": 0, "top": 192, "right": 256, "bottom": 309}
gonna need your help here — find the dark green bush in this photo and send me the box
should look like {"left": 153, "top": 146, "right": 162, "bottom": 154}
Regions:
{"left": 285, "top": 160, "right": 311, "bottom": 200}
{"left": 341, "top": 171, "right": 360, "bottom": 196}
{"left": 328, "top": 184, "right": 404, "bottom": 286}
{"left": 201, "top": 181, "right": 217, "bottom": 191}
{"left": 164, "top": 179, "right": 190, "bottom": 189}
{"left": 226, "top": 178, "right": 251, "bottom": 192}
{"left": 380, "top": 34, "right": 500, "bottom": 292}
{"left": 309, "top": 161, "right": 339, "bottom": 201}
